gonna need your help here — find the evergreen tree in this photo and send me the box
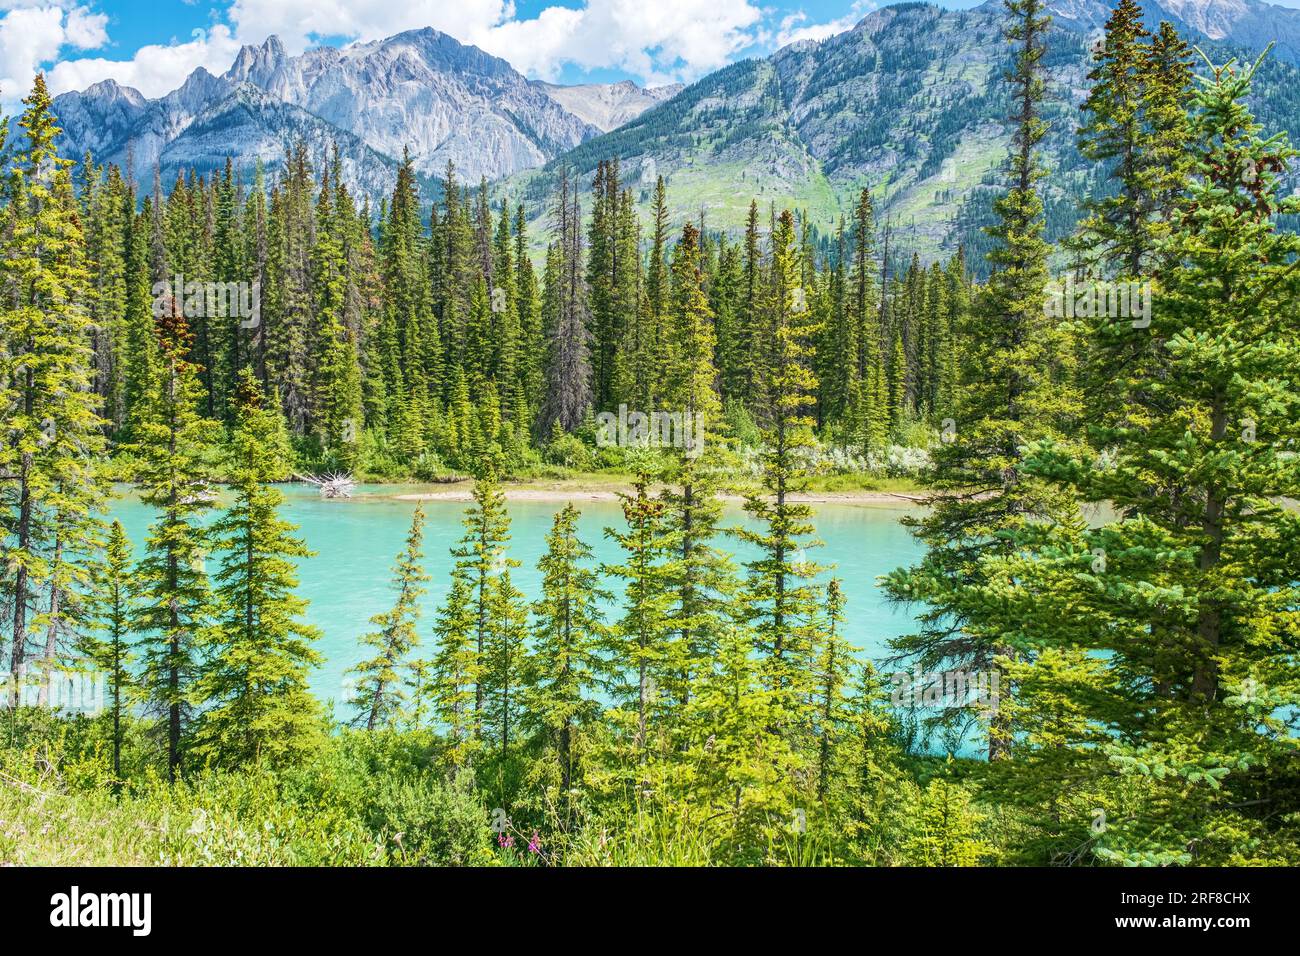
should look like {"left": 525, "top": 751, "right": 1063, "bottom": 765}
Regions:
{"left": 524, "top": 504, "right": 608, "bottom": 811}
{"left": 539, "top": 170, "right": 591, "bottom": 434}
{"left": 882, "top": 0, "right": 1080, "bottom": 758}
{"left": 681, "top": 622, "right": 799, "bottom": 853}
{"left": 310, "top": 168, "right": 363, "bottom": 466}
{"left": 1, "top": 76, "right": 106, "bottom": 705}
{"left": 481, "top": 568, "right": 529, "bottom": 762}
{"left": 735, "top": 210, "right": 824, "bottom": 723}
{"left": 995, "top": 50, "right": 1300, "bottom": 865}
{"left": 349, "top": 505, "right": 428, "bottom": 730}
{"left": 1072, "top": 0, "right": 1151, "bottom": 276}
{"left": 131, "top": 299, "right": 216, "bottom": 777}
{"left": 83, "top": 520, "right": 135, "bottom": 783}
{"left": 430, "top": 568, "right": 481, "bottom": 767}
{"left": 449, "top": 462, "right": 515, "bottom": 730}
{"left": 603, "top": 471, "right": 674, "bottom": 766}
{"left": 194, "top": 368, "right": 323, "bottom": 767}
{"left": 659, "top": 223, "right": 735, "bottom": 707}
{"left": 812, "top": 579, "right": 855, "bottom": 804}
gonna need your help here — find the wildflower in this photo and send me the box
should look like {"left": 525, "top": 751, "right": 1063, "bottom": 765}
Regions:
{"left": 498, "top": 832, "right": 515, "bottom": 849}
{"left": 528, "top": 831, "right": 541, "bottom": 854}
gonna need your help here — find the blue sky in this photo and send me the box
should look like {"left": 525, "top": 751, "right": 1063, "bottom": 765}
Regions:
{"left": 2, "top": 0, "right": 1297, "bottom": 104}
{"left": 0, "top": 0, "right": 950, "bottom": 102}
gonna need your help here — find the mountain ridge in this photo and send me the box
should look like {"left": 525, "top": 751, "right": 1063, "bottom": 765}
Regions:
{"left": 50, "top": 27, "right": 671, "bottom": 193}
{"left": 45, "top": 0, "right": 1300, "bottom": 267}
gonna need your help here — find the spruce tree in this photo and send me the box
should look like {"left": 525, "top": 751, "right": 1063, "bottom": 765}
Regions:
{"left": 449, "top": 461, "right": 515, "bottom": 730}
{"left": 735, "top": 210, "right": 824, "bottom": 723}
{"left": 430, "top": 568, "right": 481, "bottom": 767}
{"left": 481, "top": 566, "right": 529, "bottom": 763}
{"left": 996, "top": 49, "right": 1300, "bottom": 865}
{"left": 1, "top": 75, "right": 106, "bottom": 705}
{"left": 812, "top": 579, "right": 856, "bottom": 805}
{"left": 131, "top": 302, "right": 216, "bottom": 777}
{"left": 603, "top": 470, "right": 674, "bottom": 767}
{"left": 83, "top": 520, "right": 135, "bottom": 783}
{"left": 524, "top": 504, "right": 608, "bottom": 812}
{"left": 1072, "top": 0, "right": 1151, "bottom": 277}
{"left": 194, "top": 368, "right": 323, "bottom": 767}
{"left": 659, "top": 223, "right": 735, "bottom": 707}
{"left": 348, "top": 505, "right": 428, "bottom": 730}
{"left": 882, "top": 0, "right": 1080, "bottom": 758}
{"left": 310, "top": 168, "right": 363, "bottom": 467}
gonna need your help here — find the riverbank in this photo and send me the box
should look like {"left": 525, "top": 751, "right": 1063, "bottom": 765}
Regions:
{"left": 391, "top": 477, "right": 932, "bottom": 505}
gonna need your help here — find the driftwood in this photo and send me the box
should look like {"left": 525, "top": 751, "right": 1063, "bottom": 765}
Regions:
{"left": 179, "top": 480, "right": 216, "bottom": 505}
{"left": 294, "top": 472, "right": 356, "bottom": 499}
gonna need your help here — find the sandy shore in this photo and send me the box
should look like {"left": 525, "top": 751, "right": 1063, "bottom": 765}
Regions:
{"left": 392, "top": 482, "right": 930, "bottom": 506}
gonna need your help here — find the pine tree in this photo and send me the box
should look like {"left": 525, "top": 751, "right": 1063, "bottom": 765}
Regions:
{"left": 194, "top": 368, "right": 323, "bottom": 767}
{"left": 882, "top": 0, "right": 1080, "bottom": 758}
{"left": 812, "top": 579, "right": 856, "bottom": 804}
{"left": 1072, "top": 0, "right": 1151, "bottom": 277}
{"left": 430, "top": 568, "right": 481, "bottom": 767}
{"left": 130, "top": 302, "right": 216, "bottom": 777}
{"left": 121, "top": 198, "right": 160, "bottom": 434}
{"left": 904, "top": 774, "right": 989, "bottom": 866}
{"left": 997, "top": 49, "right": 1300, "bottom": 865}
{"left": 481, "top": 568, "right": 528, "bottom": 760}
{"left": 539, "top": 170, "right": 591, "bottom": 434}
{"left": 841, "top": 662, "right": 908, "bottom": 863}
{"left": 513, "top": 203, "right": 544, "bottom": 408}
{"left": 1, "top": 75, "right": 107, "bottom": 705}
{"left": 643, "top": 176, "right": 671, "bottom": 409}
{"left": 1140, "top": 23, "right": 1195, "bottom": 263}
{"left": 449, "top": 461, "right": 515, "bottom": 731}
{"left": 603, "top": 471, "right": 674, "bottom": 766}
{"left": 681, "top": 622, "right": 799, "bottom": 853}
{"left": 735, "top": 210, "right": 824, "bottom": 723}
{"left": 349, "top": 505, "right": 428, "bottom": 730}
{"left": 659, "top": 223, "right": 735, "bottom": 706}
{"left": 737, "top": 200, "right": 765, "bottom": 411}
{"left": 83, "top": 521, "right": 135, "bottom": 783}
{"left": 310, "top": 167, "right": 363, "bottom": 466}
{"left": 524, "top": 504, "right": 608, "bottom": 811}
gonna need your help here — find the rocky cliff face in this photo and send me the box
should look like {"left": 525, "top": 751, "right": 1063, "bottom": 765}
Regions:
{"left": 536, "top": 80, "right": 684, "bottom": 132}
{"left": 51, "top": 28, "right": 670, "bottom": 195}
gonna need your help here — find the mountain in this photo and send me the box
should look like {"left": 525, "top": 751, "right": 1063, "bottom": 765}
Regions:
{"left": 506, "top": 0, "right": 1300, "bottom": 267}
{"left": 157, "top": 84, "right": 403, "bottom": 199}
{"left": 1039, "top": 0, "right": 1300, "bottom": 62}
{"left": 51, "top": 28, "right": 670, "bottom": 193}
{"left": 537, "top": 80, "right": 684, "bottom": 132}
{"left": 507, "top": 4, "right": 1062, "bottom": 260}
{"left": 219, "top": 30, "right": 597, "bottom": 179}
{"left": 46, "top": 0, "right": 1300, "bottom": 265}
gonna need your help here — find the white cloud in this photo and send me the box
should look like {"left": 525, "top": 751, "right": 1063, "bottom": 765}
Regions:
{"left": 226, "top": 0, "right": 515, "bottom": 54}
{"left": 25, "top": 0, "right": 807, "bottom": 104}
{"left": 0, "top": 2, "right": 107, "bottom": 103}
{"left": 63, "top": 4, "right": 106, "bottom": 48}
{"left": 473, "top": 0, "right": 765, "bottom": 84}
{"left": 45, "top": 24, "right": 242, "bottom": 98}
{"left": 775, "top": 0, "right": 873, "bottom": 48}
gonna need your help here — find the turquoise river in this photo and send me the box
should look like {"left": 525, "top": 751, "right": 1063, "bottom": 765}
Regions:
{"left": 108, "top": 484, "right": 927, "bottom": 714}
